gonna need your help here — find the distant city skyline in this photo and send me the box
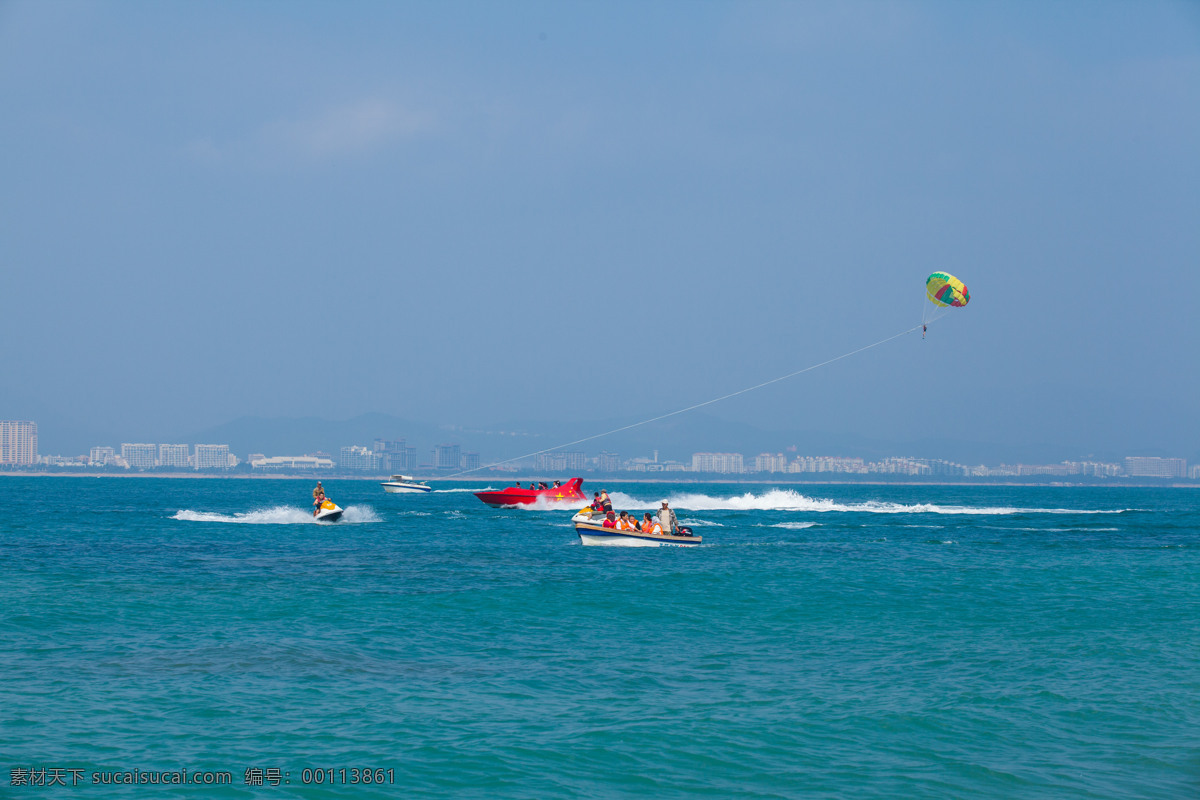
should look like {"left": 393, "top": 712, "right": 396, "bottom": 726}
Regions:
{"left": 3, "top": 3, "right": 1198, "bottom": 464}
{"left": 9, "top": 418, "right": 1197, "bottom": 481}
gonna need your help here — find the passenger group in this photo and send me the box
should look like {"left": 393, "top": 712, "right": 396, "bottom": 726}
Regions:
{"left": 589, "top": 494, "right": 692, "bottom": 536}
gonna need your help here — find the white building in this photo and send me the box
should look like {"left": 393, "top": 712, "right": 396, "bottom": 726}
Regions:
{"left": 1124, "top": 457, "right": 1187, "bottom": 478}
{"left": 691, "top": 452, "right": 745, "bottom": 474}
{"left": 158, "top": 444, "right": 191, "bottom": 469}
{"left": 341, "top": 445, "right": 383, "bottom": 471}
{"left": 0, "top": 421, "right": 39, "bottom": 465}
{"left": 90, "top": 446, "right": 116, "bottom": 466}
{"left": 788, "top": 456, "right": 866, "bottom": 474}
{"left": 195, "top": 444, "right": 233, "bottom": 470}
{"left": 432, "top": 444, "right": 461, "bottom": 470}
{"left": 754, "top": 453, "right": 788, "bottom": 473}
{"left": 250, "top": 455, "right": 335, "bottom": 471}
{"left": 121, "top": 443, "right": 157, "bottom": 469}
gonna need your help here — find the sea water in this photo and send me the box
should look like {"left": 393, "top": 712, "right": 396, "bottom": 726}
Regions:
{"left": 2, "top": 477, "right": 1197, "bottom": 798}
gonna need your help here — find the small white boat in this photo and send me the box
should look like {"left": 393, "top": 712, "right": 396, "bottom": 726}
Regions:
{"left": 380, "top": 475, "right": 432, "bottom": 494}
{"left": 314, "top": 500, "right": 343, "bottom": 522}
{"left": 571, "top": 511, "right": 702, "bottom": 547}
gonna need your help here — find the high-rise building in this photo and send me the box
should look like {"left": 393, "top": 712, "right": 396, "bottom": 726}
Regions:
{"left": 754, "top": 453, "right": 788, "bottom": 473}
{"left": 691, "top": 452, "right": 745, "bottom": 473}
{"left": 195, "top": 444, "right": 232, "bottom": 470}
{"left": 433, "top": 444, "right": 461, "bottom": 470}
{"left": 374, "top": 439, "right": 417, "bottom": 473}
{"left": 340, "top": 446, "right": 382, "bottom": 471}
{"left": 90, "top": 446, "right": 116, "bottom": 466}
{"left": 121, "top": 443, "right": 157, "bottom": 469}
{"left": 535, "top": 451, "right": 587, "bottom": 472}
{"left": 1124, "top": 457, "right": 1187, "bottom": 478}
{"left": 460, "top": 452, "right": 481, "bottom": 471}
{"left": 0, "top": 421, "right": 38, "bottom": 465}
{"left": 598, "top": 451, "right": 621, "bottom": 472}
{"left": 158, "top": 444, "right": 191, "bottom": 469}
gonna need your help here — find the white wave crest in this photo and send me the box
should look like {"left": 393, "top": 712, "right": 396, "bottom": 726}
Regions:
{"left": 434, "top": 487, "right": 491, "bottom": 493}
{"left": 523, "top": 496, "right": 594, "bottom": 511}
{"left": 173, "top": 505, "right": 380, "bottom": 525}
{"left": 769, "top": 521, "right": 819, "bottom": 530}
{"left": 597, "top": 489, "right": 1125, "bottom": 516}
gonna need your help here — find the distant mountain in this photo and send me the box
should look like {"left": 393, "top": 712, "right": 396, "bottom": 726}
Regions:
{"left": 178, "top": 413, "right": 447, "bottom": 458}
{"left": 175, "top": 411, "right": 1098, "bottom": 466}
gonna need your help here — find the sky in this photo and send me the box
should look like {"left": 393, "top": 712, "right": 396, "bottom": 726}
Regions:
{"left": 2, "top": 1, "right": 1199, "bottom": 460}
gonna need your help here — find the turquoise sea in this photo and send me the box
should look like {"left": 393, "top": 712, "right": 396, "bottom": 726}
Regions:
{"left": 3, "top": 476, "right": 1198, "bottom": 798}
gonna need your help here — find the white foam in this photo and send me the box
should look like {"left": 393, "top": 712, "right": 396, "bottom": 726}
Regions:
{"left": 597, "top": 489, "right": 1127, "bottom": 516}
{"left": 434, "top": 487, "right": 491, "bottom": 493}
{"left": 172, "top": 505, "right": 380, "bottom": 525}
{"left": 521, "top": 496, "right": 595, "bottom": 511}
{"left": 768, "top": 521, "right": 819, "bottom": 530}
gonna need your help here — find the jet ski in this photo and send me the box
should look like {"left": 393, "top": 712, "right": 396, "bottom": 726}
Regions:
{"left": 314, "top": 499, "right": 344, "bottom": 522}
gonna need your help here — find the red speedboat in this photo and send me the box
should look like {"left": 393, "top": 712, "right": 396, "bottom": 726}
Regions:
{"left": 475, "top": 478, "right": 587, "bottom": 508}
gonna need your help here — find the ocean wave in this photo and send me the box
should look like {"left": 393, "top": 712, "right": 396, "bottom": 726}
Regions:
{"left": 598, "top": 489, "right": 1128, "bottom": 516}
{"left": 172, "top": 505, "right": 380, "bottom": 525}
{"left": 767, "top": 521, "right": 819, "bottom": 530}
{"left": 520, "top": 496, "right": 595, "bottom": 511}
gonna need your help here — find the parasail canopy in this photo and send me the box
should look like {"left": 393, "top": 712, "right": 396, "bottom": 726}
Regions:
{"left": 926, "top": 272, "right": 970, "bottom": 308}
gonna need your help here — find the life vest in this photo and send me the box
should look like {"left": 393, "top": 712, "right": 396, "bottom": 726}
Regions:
{"left": 647, "top": 521, "right": 663, "bottom": 534}
{"left": 602, "top": 517, "right": 617, "bottom": 528}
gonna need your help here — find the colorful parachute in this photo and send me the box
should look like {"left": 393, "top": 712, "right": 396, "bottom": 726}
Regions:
{"left": 926, "top": 272, "right": 970, "bottom": 308}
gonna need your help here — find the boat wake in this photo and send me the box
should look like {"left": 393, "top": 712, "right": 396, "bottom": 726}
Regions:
{"left": 434, "top": 487, "right": 491, "bottom": 493}
{"left": 172, "top": 505, "right": 381, "bottom": 524}
{"left": 601, "top": 489, "right": 1127, "bottom": 516}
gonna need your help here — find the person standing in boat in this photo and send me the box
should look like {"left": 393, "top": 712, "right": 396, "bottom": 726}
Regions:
{"left": 658, "top": 500, "right": 678, "bottom": 534}
{"left": 599, "top": 490, "right": 613, "bottom": 515}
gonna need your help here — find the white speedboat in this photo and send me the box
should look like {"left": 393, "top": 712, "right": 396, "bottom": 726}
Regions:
{"left": 380, "top": 475, "right": 432, "bottom": 494}
{"left": 571, "top": 511, "right": 701, "bottom": 547}
{"left": 314, "top": 500, "right": 344, "bottom": 522}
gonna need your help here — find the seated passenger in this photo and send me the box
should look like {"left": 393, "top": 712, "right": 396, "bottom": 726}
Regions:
{"left": 617, "top": 511, "right": 632, "bottom": 530}
{"left": 590, "top": 492, "right": 604, "bottom": 513}
{"left": 602, "top": 511, "right": 618, "bottom": 529}
{"left": 642, "top": 513, "right": 662, "bottom": 534}
{"left": 552, "top": 480, "right": 561, "bottom": 488}
{"left": 600, "top": 490, "right": 613, "bottom": 515}
{"left": 539, "top": 482, "right": 548, "bottom": 490}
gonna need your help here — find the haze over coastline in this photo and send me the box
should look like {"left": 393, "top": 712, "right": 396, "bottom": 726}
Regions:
{"left": 3, "top": 2, "right": 1199, "bottom": 463}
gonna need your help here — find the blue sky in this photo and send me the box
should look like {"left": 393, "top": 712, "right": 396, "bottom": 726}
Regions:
{"left": 2, "top": 1, "right": 1198, "bottom": 459}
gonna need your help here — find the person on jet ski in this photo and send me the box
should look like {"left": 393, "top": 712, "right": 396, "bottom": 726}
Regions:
{"left": 312, "top": 482, "right": 326, "bottom": 516}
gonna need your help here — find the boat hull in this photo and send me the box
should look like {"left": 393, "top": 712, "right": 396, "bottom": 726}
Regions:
{"left": 381, "top": 483, "right": 431, "bottom": 493}
{"left": 475, "top": 477, "right": 586, "bottom": 508}
{"left": 573, "top": 518, "right": 701, "bottom": 547}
